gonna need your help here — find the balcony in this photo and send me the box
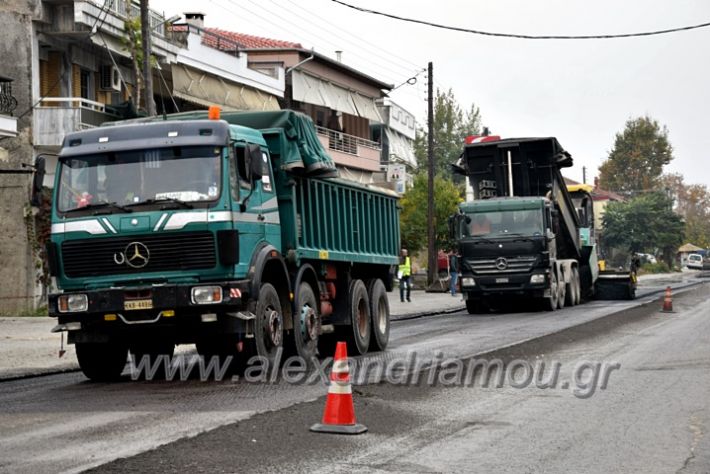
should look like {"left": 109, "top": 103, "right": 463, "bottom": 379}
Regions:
{"left": 315, "top": 126, "right": 381, "bottom": 172}
{"left": 0, "top": 76, "right": 18, "bottom": 137}
{"left": 32, "top": 98, "right": 119, "bottom": 147}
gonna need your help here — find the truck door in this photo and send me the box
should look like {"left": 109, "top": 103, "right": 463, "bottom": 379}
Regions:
{"left": 230, "top": 144, "right": 263, "bottom": 275}
{"left": 257, "top": 149, "right": 281, "bottom": 250}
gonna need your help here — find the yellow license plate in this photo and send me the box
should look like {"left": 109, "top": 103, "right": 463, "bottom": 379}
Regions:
{"left": 124, "top": 299, "right": 153, "bottom": 311}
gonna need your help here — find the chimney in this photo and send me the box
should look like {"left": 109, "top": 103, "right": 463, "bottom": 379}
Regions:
{"left": 335, "top": 50, "right": 342, "bottom": 62}
{"left": 184, "top": 12, "right": 205, "bottom": 28}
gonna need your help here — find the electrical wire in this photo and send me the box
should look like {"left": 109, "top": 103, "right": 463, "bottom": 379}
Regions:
{"left": 331, "top": 0, "right": 710, "bottom": 40}
{"left": 229, "top": 0, "right": 413, "bottom": 82}
{"left": 279, "top": 0, "right": 421, "bottom": 74}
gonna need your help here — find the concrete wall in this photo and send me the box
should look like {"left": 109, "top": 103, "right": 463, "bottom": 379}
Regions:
{"left": 0, "top": 2, "right": 42, "bottom": 313}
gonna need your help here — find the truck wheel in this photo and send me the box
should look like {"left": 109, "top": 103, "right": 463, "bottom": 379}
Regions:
{"left": 466, "top": 298, "right": 483, "bottom": 314}
{"left": 542, "top": 272, "right": 558, "bottom": 311}
{"left": 571, "top": 267, "right": 581, "bottom": 305}
{"left": 368, "top": 279, "right": 390, "bottom": 351}
{"left": 254, "top": 282, "right": 284, "bottom": 366}
{"left": 76, "top": 342, "right": 128, "bottom": 382}
{"left": 557, "top": 270, "right": 566, "bottom": 310}
{"left": 130, "top": 342, "right": 175, "bottom": 379}
{"left": 347, "top": 279, "right": 371, "bottom": 355}
{"left": 565, "top": 268, "right": 577, "bottom": 307}
{"left": 292, "top": 282, "right": 320, "bottom": 362}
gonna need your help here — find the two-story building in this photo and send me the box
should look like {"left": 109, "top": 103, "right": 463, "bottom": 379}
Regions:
{"left": 197, "top": 20, "right": 394, "bottom": 184}
{"left": 372, "top": 98, "right": 417, "bottom": 193}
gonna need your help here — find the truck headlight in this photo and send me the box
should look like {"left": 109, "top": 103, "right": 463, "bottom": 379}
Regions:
{"left": 461, "top": 277, "right": 476, "bottom": 287}
{"left": 530, "top": 274, "right": 546, "bottom": 284}
{"left": 191, "top": 286, "right": 223, "bottom": 305}
{"left": 58, "top": 294, "right": 88, "bottom": 313}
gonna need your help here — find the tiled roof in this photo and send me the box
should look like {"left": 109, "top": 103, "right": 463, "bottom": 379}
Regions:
{"left": 204, "top": 28, "right": 302, "bottom": 50}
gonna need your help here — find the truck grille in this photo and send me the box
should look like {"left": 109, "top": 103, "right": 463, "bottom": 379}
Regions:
{"left": 467, "top": 256, "right": 537, "bottom": 275}
{"left": 61, "top": 231, "right": 216, "bottom": 278}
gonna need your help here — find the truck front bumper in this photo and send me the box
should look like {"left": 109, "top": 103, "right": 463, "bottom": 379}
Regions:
{"left": 48, "top": 281, "right": 253, "bottom": 343}
{"left": 460, "top": 272, "right": 548, "bottom": 298}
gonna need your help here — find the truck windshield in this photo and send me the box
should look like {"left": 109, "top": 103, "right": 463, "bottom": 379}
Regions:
{"left": 462, "top": 209, "right": 543, "bottom": 238}
{"left": 57, "top": 146, "right": 222, "bottom": 213}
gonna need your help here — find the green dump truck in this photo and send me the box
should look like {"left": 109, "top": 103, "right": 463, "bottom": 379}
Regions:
{"left": 47, "top": 110, "right": 400, "bottom": 381}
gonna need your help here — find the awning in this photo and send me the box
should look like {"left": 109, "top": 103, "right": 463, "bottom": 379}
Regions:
{"left": 385, "top": 129, "right": 416, "bottom": 167}
{"left": 292, "top": 70, "right": 379, "bottom": 120}
{"left": 352, "top": 92, "right": 382, "bottom": 122}
{"left": 172, "top": 64, "right": 280, "bottom": 111}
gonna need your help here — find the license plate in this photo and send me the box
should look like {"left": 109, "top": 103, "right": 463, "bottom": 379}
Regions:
{"left": 495, "top": 278, "right": 509, "bottom": 284}
{"left": 124, "top": 299, "right": 153, "bottom": 310}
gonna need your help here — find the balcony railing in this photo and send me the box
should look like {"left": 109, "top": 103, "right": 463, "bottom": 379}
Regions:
{"left": 33, "top": 97, "right": 120, "bottom": 147}
{"left": 0, "top": 77, "right": 18, "bottom": 116}
{"left": 315, "top": 125, "right": 382, "bottom": 172}
{"left": 104, "top": 0, "right": 169, "bottom": 37}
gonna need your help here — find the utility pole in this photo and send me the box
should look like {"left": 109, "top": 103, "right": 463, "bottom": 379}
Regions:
{"left": 427, "top": 61, "right": 435, "bottom": 288}
{"left": 582, "top": 166, "right": 587, "bottom": 184}
{"left": 140, "top": 0, "right": 156, "bottom": 116}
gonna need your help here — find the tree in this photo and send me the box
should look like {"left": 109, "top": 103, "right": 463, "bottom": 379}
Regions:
{"left": 414, "top": 88, "right": 482, "bottom": 178}
{"left": 400, "top": 174, "right": 462, "bottom": 254}
{"left": 598, "top": 116, "right": 673, "bottom": 195}
{"left": 122, "top": 13, "right": 144, "bottom": 110}
{"left": 660, "top": 173, "right": 710, "bottom": 248}
{"left": 602, "top": 192, "right": 684, "bottom": 267}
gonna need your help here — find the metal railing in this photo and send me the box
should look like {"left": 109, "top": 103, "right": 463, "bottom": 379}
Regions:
{"left": 0, "top": 78, "right": 18, "bottom": 116}
{"left": 104, "top": 0, "right": 169, "bottom": 36}
{"left": 36, "top": 97, "right": 119, "bottom": 128}
{"left": 315, "top": 125, "right": 380, "bottom": 156}
{"left": 169, "top": 23, "right": 241, "bottom": 57}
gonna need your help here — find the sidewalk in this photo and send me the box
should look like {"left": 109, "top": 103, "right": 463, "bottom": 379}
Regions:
{"left": 389, "top": 289, "right": 464, "bottom": 320}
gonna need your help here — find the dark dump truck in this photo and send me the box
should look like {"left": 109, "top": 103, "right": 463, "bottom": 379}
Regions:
{"left": 450, "top": 137, "right": 636, "bottom": 313}
{"left": 47, "top": 109, "right": 400, "bottom": 381}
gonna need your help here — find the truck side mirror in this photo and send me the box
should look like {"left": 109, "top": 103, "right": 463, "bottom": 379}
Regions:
{"left": 31, "top": 156, "right": 46, "bottom": 207}
{"left": 247, "top": 144, "right": 264, "bottom": 181}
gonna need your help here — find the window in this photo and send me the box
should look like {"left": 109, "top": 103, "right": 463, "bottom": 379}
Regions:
{"left": 233, "top": 145, "right": 252, "bottom": 191}
{"left": 80, "top": 68, "right": 92, "bottom": 100}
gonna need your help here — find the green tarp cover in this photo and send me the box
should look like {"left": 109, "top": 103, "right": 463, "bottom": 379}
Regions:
{"left": 219, "top": 110, "right": 337, "bottom": 177}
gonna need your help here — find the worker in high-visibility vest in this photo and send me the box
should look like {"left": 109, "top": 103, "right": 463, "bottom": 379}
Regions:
{"left": 398, "top": 248, "right": 412, "bottom": 302}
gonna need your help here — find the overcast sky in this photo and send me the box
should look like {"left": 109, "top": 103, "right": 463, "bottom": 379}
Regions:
{"left": 152, "top": 0, "right": 710, "bottom": 187}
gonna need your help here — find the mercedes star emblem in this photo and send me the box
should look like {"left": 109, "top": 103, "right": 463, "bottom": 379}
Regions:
{"left": 495, "top": 257, "right": 508, "bottom": 270}
{"left": 125, "top": 242, "right": 150, "bottom": 268}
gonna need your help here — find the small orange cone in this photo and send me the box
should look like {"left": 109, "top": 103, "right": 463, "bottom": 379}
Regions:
{"left": 310, "top": 341, "right": 367, "bottom": 435}
{"left": 661, "top": 286, "right": 674, "bottom": 313}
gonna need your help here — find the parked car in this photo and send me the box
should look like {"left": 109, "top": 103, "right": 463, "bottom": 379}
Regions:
{"left": 687, "top": 253, "right": 703, "bottom": 270}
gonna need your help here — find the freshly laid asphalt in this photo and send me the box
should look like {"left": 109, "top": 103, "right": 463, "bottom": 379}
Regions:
{"left": 91, "top": 284, "right": 710, "bottom": 474}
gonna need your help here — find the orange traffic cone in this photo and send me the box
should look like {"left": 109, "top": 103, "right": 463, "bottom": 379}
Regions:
{"left": 661, "top": 286, "right": 674, "bottom": 313}
{"left": 310, "top": 341, "right": 367, "bottom": 435}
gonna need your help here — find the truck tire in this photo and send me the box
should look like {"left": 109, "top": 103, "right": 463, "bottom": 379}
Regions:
{"left": 254, "top": 282, "right": 284, "bottom": 366}
{"left": 368, "top": 278, "right": 390, "bottom": 351}
{"left": 466, "top": 298, "right": 484, "bottom": 314}
{"left": 76, "top": 342, "right": 128, "bottom": 382}
{"left": 291, "top": 282, "right": 320, "bottom": 363}
{"left": 130, "top": 342, "right": 175, "bottom": 379}
{"left": 565, "top": 267, "right": 577, "bottom": 307}
{"left": 542, "top": 271, "right": 558, "bottom": 311}
{"left": 557, "top": 269, "right": 566, "bottom": 310}
{"left": 346, "top": 279, "right": 371, "bottom": 355}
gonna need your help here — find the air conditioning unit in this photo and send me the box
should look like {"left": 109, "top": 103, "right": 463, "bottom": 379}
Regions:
{"left": 99, "top": 65, "right": 121, "bottom": 91}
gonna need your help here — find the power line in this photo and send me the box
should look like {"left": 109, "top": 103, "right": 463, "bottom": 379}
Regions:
{"left": 331, "top": 0, "right": 710, "bottom": 40}
{"left": 280, "top": 0, "right": 421, "bottom": 72}
{"left": 232, "top": 0, "right": 415, "bottom": 82}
